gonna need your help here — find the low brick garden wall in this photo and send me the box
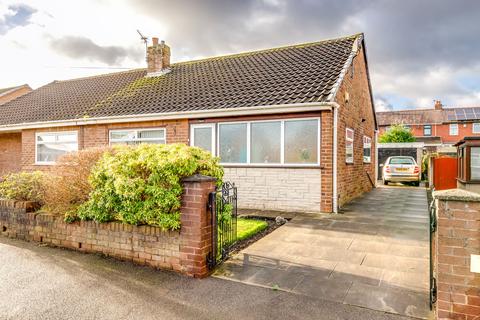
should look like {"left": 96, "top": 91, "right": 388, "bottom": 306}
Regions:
{"left": 0, "top": 174, "right": 216, "bottom": 278}
{"left": 434, "top": 189, "right": 480, "bottom": 319}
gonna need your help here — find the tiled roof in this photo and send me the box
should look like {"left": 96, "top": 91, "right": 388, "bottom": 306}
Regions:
{"left": 376, "top": 109, "right": 446, "bottom": 126}
{"left": 0, "top": 84, "right": 30, "bottom": 96}
{"left": 0, "top": 34, "right": 360, "bottom": 126}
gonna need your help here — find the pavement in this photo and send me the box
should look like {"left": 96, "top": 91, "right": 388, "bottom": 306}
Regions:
{"left": 215, "top": 186, "right": 431, "bottom": 319}
{"left": 0, "top": 236, "right": 412, "bottom": 320}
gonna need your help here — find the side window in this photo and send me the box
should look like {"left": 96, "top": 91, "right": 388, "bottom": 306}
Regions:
{"left": 190, "top": 124, "right": 215, "bottom": 154}
{"left": 346, "top": 128, "right": 354, "bottom": 164}
{"left": 363, "top": 136, "right": 371, "bottom": 163}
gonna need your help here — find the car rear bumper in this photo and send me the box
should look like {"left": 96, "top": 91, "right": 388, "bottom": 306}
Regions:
{"left": 383, "top": 174, "right": 421, "bottom": 182}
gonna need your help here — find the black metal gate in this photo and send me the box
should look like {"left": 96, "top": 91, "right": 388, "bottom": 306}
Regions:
{"left": 429, "top": 200, "right": 438, "bottom": 310}
{"left": 207, "top": 182, "right": 238, "bottom": 269}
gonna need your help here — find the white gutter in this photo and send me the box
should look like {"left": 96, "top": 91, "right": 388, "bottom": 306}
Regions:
{"left": 332, "top": 102, "right": 339, "bottom": 214}
{"left": 0, "top": 102, "right": 335, "bottom": 132}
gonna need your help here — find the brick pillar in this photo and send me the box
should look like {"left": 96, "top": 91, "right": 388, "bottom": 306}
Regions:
{"left": 179, "top": 174, "right": 216, "bottom": 278}
{"left": 434, "top": 189, "right": 480, "bottom": 320}
{"left": 321, "top": 111, "right": 333, "bottom": 212}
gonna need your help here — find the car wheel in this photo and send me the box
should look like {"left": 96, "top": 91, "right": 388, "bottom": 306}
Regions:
{"left": 413, "top": 181, "right": 420, "bottom": 187}
{"left": 383, "top": 180, "right": 388, "bottom": 185}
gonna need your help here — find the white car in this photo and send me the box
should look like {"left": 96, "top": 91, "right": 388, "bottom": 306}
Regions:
{"left": 381, "top": 156, "right": 421, "bottom": 186}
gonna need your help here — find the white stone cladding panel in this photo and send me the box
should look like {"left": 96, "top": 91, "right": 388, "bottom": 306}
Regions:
{"left": 223, "top": 167, "right": 321, "bottom": 212}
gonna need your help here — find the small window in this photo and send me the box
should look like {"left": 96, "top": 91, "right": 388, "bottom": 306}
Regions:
{"left": 109, "top": 128, "right": 166, "bottom": 145}
{"left": 473, "top": 123, "right": 480, "bottom": 134}
{"left": 424, "top": 125, "right": 432, "bottom": 136}
{"left": 191, "top": 124, "right": 215, "bottom": 154}
{"left": 363, "top": 136, "right": 371, "bottom": 163}
{"left": 36, "top": 131, "right": 78, "bottom": 164}
{"left": 284, "top": 119, "right": 319, "bottom": 164}
{"left": 449, "top": 123, "right": 458, "bottom": 136}
{"left": 346, "top": 128, "right": 354, "bottom": 164}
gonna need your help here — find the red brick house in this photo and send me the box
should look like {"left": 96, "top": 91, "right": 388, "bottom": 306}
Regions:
{"left": 377, "top": 101, "right": 480, "bottom": 149}
{"left": 0, "top": 34, "right": 377, "bottom": 213}
{"left": 0, "top": 84, "right": 31, "bottom": 105}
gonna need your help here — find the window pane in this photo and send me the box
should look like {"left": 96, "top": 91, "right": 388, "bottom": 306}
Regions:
{"left": 110, "top": 131, "right": 135, "bottom": 140}
{"left": 250, "top": 122, "right": 281, "bottom": 163}
{"left": 37, "top": 142, "right": 77, "bottom": 162}
{"left": 138, "top": 129, "right": 165, "bottom": 139}
{"left": 219, "top": 123, "right": 247, "bottom": 163}
{"left": 56, "top": 133, "right": 77, "bottom": 142}
{"left": 471, "top": 147, "right": 480, "bottom": 180}
{"left": 284, "top": 119, "right": 318, "bottom": 164}
{"left": 193, "top": 127, "right": 213, "bottom": 153}
{"left": 37, "top": 134, "right": 55, "bottom": 142}
{"left": 473, "top": 123, "right": 480, "bottom": 133}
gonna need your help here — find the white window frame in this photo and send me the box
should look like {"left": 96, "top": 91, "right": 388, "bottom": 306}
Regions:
{"left": 346, "top": 128, "right": 354, "bottom": 164}
{"left": 363, "top": 136, "right": 372, "bottom": 163}
{"left": 109, "top": 128, "right": 166, "bottom": 145}
{"left": 35, "top": 131, "right": 78, "bottom": 165}
{"left": 216, "top": 117, "right": 321, "bottom": 167}
{"left": 190, "top": 123, "right": 216, "bottom": 155}
{"left": 473, "top": 123, "right": 480, "bottom": 134}
{"left": 449, "top": 123, "right": 459, "bottom": 136}
{"left": 423, "top": 124, "right": 432, "bottom": 136}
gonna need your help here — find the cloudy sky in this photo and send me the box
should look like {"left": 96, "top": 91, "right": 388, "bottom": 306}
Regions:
{"left": 0, "top": 0, "right": 479, "bottom": 111}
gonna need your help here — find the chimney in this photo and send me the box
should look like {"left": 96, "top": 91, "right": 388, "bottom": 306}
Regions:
{"left": 434, "top": 100, "right": 443, "bottom": 110}
{"left": 146, "top": 38, "right": 170, "bottom": 76}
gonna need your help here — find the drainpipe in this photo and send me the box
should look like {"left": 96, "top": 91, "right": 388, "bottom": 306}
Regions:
{"left": 332, "top": 103, "right": 339, "bottom": 214}
{"left": 374, "top": 129, "right": 379, "bottom": 185}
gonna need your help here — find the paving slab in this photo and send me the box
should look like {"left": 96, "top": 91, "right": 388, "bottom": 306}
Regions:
{"left": 214, "top": 186, "right": 431, "bottom": 319}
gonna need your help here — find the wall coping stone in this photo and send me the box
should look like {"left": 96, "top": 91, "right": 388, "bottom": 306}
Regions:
{"left": 182, "top": 174, "right": 216, "bottom": 183}
{"left": 433, "top": 188, "right": 480, "bottom": 202}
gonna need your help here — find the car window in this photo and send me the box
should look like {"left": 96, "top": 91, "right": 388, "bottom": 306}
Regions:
{"left": 389, "top": 158, "right": 415, "bottom": 165}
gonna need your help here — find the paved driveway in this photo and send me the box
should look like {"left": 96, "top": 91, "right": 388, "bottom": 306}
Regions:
{"left": 215, "top": 186, "right": 431, "bottom": 319}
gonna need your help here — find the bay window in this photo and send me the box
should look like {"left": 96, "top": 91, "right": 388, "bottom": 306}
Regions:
{"left": 191, "top": 118, "right": 320, "bottom": 166}
{"left": 109, "top": 128, "right": 166, "bottom": 145}
{"left": 346, "top": 128, "right": 354, "bottom": 163}
{"left": 36, "top": 131, "right": 78, "bottom": 164}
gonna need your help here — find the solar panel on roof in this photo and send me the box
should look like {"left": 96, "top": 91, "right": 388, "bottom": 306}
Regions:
{"left": 465, "top": 109, "right": 475, "bottom": 120}
{"left": 447, "top": 113, "right": 457, "bottom": 121}
{"left": 474, "top": 108, "right": 480, "bottom": 119}
{"left": 455, "top": 108, "right": 467, "bottom": 120}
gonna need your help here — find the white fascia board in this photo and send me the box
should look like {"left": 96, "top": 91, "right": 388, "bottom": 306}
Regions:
{"left": 0, "top": 102, "right": 335, "bottom": 132}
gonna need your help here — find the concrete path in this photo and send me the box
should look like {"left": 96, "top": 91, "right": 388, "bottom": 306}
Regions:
{"left": 215, "top": 186, "right": 431, "bottom": 319}
{"left": 0, "top": 236, "right": 412, "bottom": 320}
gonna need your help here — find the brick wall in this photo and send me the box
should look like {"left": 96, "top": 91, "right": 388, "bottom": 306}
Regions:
{"left": 0, "top": 133, "right": 22, "bottom": 175}
{"left": 0, "top": 86, "right": 31, "bottom": 105}
{"left": 334, "top": 44, "right": 376, "bottom": 207}
{"left": 434, "top": 189, "right": 480, "bottom": 319}
{"left": 21, "top": 119, "right": 189, "bottom": 171}
{"left": 0, "top": 175, "right": 216, "bottom": 278}
{"left": 224, "top": 167, "right": 321, "bottom": 212}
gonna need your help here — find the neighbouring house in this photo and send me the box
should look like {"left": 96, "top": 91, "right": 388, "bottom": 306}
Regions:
{"left": 0, "top": 34, "right": 377, "bottom": 213}
{"left": 377, "top": 100, "right": 480, "bottom": 153}
{"left": 0, "top": 84, "right": 31, "bottom": 105}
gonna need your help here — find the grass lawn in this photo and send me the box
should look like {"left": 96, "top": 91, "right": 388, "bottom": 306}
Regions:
{"left": 236, "top": 218, "right": 268, "bottom": 242}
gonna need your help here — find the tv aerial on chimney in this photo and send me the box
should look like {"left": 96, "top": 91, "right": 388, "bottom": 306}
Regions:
{"left": 137, "top": 29, "right": 148, "bottom": 62}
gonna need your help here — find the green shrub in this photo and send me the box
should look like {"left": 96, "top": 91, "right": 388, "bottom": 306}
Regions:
{"left": 0, "top": 171, "right": 45, "bottom": 203}
{"left": 76, "top": 143, "right": 223, "bottom": 229}
{"left": 379, "top": 124, "right": 416, "bottom": 143}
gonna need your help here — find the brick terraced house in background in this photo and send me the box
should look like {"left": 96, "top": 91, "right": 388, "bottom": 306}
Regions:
{"left": 0, "top": 34, "right": 377, "bottom": 213}
{"left": 377, "top": 100, "right": 480, "bottom": 152}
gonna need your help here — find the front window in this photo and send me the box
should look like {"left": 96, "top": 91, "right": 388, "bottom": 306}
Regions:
{"left": 424, "top": 125, "right": 432, "bottom": 136}
{"left": 346, "top": 128, "right": 354, "bottom": 164}
{"left": 191, "top": 124, "right": 215, "bottom": 154}
{"left": 109, "top": 128, "right": 166, "bottom": 145}
{"left": 214, "top": 118, "right": 319, "bottom": 165}
{"left": 36, "top": 131, "right": 78, "bottom": 164}
{"left": 449, "top": 123, "right": 458, "bottom": 136}
{"left": 363, "top": 136, "right": 371, "bottom": 163}
{"left": 471, "top": 147, "right": 480, "bottom": 180}
{"left": 473, "top": 123, "right": 480, "bottom": 134}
